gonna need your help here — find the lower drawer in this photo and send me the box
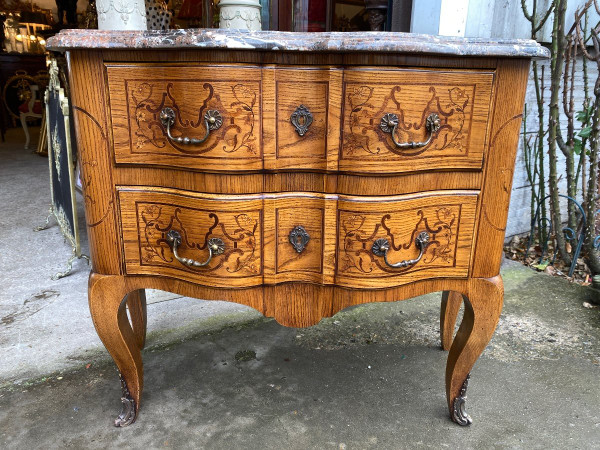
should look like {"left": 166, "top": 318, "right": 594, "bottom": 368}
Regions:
{"left": 118, "top": 187, "right": 478, "bottom": 289}
{"left": 118, "top": 187, "right": 264, "bottom": 288}
{"left": 335, "top": 192, "right": 478, "bottom": 288}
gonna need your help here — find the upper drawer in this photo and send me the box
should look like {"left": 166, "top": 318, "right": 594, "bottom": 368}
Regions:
{"left": 107, "top": 64, "right": 262, "bottom": 172}
{"left": 263, "top": 67, "right": 342, "bottom": 171}
{"left": 339, "top": 68, "right": 494, "bottom": 174}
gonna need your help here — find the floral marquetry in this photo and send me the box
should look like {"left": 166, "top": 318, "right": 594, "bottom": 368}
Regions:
{"left": 51, "top": 30, "right": 539, "bottom": 426}
{"left": 335, "top": 193, "right": 479, "bottom": 288}
{"left": 107, "top": 65, "right": 263, "bottom": 172}
{"left": 340, "top": 69, "right": 494, "bottom": 174}
{"left": 119, "top": 188, "right": 264, "bottom": 288}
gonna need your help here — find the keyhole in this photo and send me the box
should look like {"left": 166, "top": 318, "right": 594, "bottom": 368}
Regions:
{"left": 297, "top": 115, "right": 306, "bottom": 126}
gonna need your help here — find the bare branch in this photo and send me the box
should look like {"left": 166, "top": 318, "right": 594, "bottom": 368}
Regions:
{"left": 576, "top": 19, "right": 596, "bottom": 60}
{"left": 567, "top": 0, "right": 594, "bottom": 35}
{"left": 556, "top": 132, "right": 568, "bottom": 154}
{"left": 534, "top": 0, "right": 558, "bottom": 33}
{"left": 590, "top": 28, "right": 600, "bottom": 81}
{"left": 521, "top": 0, "right": 533, "bottom": 22}
{"left": 555, "top": 123, "right": 570, "bottom": 157}
{"left": 570, "top": 35, "right": 577, "bottom": 122}
{"left": 592, "top": 27, "right": 600, "bottom": 56}
{"left": 562, "top": 35, "right": 573, "bottom": 119}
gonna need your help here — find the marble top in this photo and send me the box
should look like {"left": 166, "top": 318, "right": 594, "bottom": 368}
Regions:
{"left": 47, "top": 29, "right": 549, "bottom": 59}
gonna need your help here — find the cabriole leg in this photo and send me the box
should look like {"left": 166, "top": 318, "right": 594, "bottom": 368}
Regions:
{"left": 445, "top": 276, "right": 503, "bottom": 426}
{"left": 440, "top": 290, "right": 463, "bottom": 350}
{"left": 126, "top": 289, "right": 147, "bottom": 350}
{"left": 20, "top": 114, "right": 30, "bottom": 149}
{"left": 88, "top": 273, "right": 143, "bottom": 427}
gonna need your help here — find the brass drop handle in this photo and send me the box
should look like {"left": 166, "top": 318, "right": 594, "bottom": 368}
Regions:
{"left": 371, "top": 231, "right": 430, "bottom": 269}
{"left": 166, "top": 230, "right": 225, "bottom": 268}
{"left": 160, "top": 107, "right": 223, "bottom": 145}
{"left": 380, "top": 113, "right": 441, "bottom": 149}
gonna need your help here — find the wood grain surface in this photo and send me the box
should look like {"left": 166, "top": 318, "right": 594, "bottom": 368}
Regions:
{"left": 107, "top": 64, "right": 263, "bottom": 172}
{"left": 118, "top": 187, "right": 264, "bottom": 288}
{"left": 111, "top": 169, "right": 483, "bottom": 196}
{"left": 471, "top": 59, "right": 531, "bottom": 278}
{"left": 339, "top": 68, "right": 494, "bottom": 174}
{"left": 336, "top": 191, "right": 478, "bottom": 288}
{"left": 66, "top": 47, "right": 531, "bottom": 426}
{"left": 445, "top": 276, "right": 503, "bottom": 420}
{"left": 440, "top": 290, "right": 463, "bottom": 351}
{"left": 100, "top": 49, "right": 503, "bottom": 70}
{"left": 263, "top": 66, "right": 342, "bottom": 171}
{"left": 125, "top": 289, "right": 147, "bottom": 350}
{"left": 69, "top": 51, "right": 123, "bottom": 274}
{"left": 118, "top": 187, "right": 479, "bottom": 289}
{"left": 263, "top": 193, "right": 338, "bottom": 285}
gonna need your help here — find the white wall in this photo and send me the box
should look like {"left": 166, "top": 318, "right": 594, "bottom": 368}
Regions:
{"left": 465, "top": 0, "right": 597, "bottom": 42}
{"left": 439, "top": 0, "right": 470, "bottom": 36}
{"left": 507, "top": 55, "right": 595, "bottom": 237}
{"left": 411, "top": 0, "right": 596, "bottom": 237}
{"left": 410, "top": 0, "right": 442, "bottom": 35}
{"left": 410, "top": 0, "right": 596, "bottom": 39}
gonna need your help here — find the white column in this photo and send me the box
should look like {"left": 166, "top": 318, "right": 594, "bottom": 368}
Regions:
{"left": 96, "top": 0, "right": 148, "bottom": 30}
{"left": 410, "top": 0, "right": 441, "bottom": 35}
{"left": 438, "top": 0, "right": 470, "bottom": 36}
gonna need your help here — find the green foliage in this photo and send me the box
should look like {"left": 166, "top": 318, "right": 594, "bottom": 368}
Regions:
{"left": 573, "top": 138, "right": 582, "bottom": 155}
{"left": 576, "top": 106, "right": 593, "bottom": 123}
{"left": 578, "top": 126, "right": 592, "bottom": 138}
{"left": 576, "top": 106, "right": 593, "bottom": 153}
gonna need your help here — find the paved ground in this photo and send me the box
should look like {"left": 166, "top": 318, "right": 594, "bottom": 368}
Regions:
{"left": 0, "top": 128, "right": 259, "bottom": 383}
{"left": 1, "top": 128, "right": 600, "bottom": 449}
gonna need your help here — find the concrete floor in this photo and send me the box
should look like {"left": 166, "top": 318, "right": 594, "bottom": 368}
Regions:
{"left": 0, "top": 127, "right": 262, "bottom": 384}
{"left": 1, "top": 127, "right": 600, "bottom": 449}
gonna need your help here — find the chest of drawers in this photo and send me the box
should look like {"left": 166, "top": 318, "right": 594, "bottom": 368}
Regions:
{"left": 47, "top": 29, "right": 548, "bottom": 428}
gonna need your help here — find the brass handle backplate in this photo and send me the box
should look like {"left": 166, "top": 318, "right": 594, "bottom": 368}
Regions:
{"left": 290, "top": 105, "right": 313, "bottom": 136}
{"left": 289, "top": 225, "right": 310, "bottom": 253}
{"left": 166, "top": 230, "right": 225, "bottom": 268}
{"left": 380, "top": 113, "right": 441, "bottom": 149}
{"left": 160, "top": 107, "right": 222, "bottom": 145}
{"left": 371, "top": 231, "right": 430, "bottom": 269}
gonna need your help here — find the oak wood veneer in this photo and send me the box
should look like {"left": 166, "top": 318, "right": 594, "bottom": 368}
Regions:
{"left": 48, "top": 29, "right": 547, "bottom": 429}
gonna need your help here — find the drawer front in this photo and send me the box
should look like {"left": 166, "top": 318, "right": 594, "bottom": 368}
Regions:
{"left": 263, "top": 67, "right": 342, "bottom": 171}
{"left": 336, "top": 192, "right": 478, "bottom": 288}
{"left": 119, "top": 187, "right": 263, "bottom": 287}
{"left": 263, "top": 194, "right": 337, "bottom": 284}
{"left": 339, "top": 69, "right": 494, "bottom": 173}
{"left": 107, "top": 64, "right": 262, "bottom": 172}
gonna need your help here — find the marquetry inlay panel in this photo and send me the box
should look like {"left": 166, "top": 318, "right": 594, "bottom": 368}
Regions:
{"left": 119, "top": 187, "right": 263, "bottom": 287}
{"left": 107, "top": 64, "right": 262, "bottom": 172}
{"left": 339, "top": 68, "right": 494, "bottom": 174}
{"left": 335, "top": 192, "right": 479, "bottom": 288}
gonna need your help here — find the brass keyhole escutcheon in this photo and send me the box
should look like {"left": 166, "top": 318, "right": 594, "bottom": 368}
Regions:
{"left": 290, "top": 105, "right": 313, "bottom": 137}
{"left": 289, "top": 225, "right": 310, "bottom": 253}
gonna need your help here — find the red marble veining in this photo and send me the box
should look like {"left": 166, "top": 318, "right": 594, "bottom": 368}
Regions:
{"left": 47, "top": 29, "right": 549, "bottom": 59}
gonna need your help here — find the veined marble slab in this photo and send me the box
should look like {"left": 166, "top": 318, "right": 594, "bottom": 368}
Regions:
{"left": 47, "top": 29, "right": 549, "bottom": 59}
